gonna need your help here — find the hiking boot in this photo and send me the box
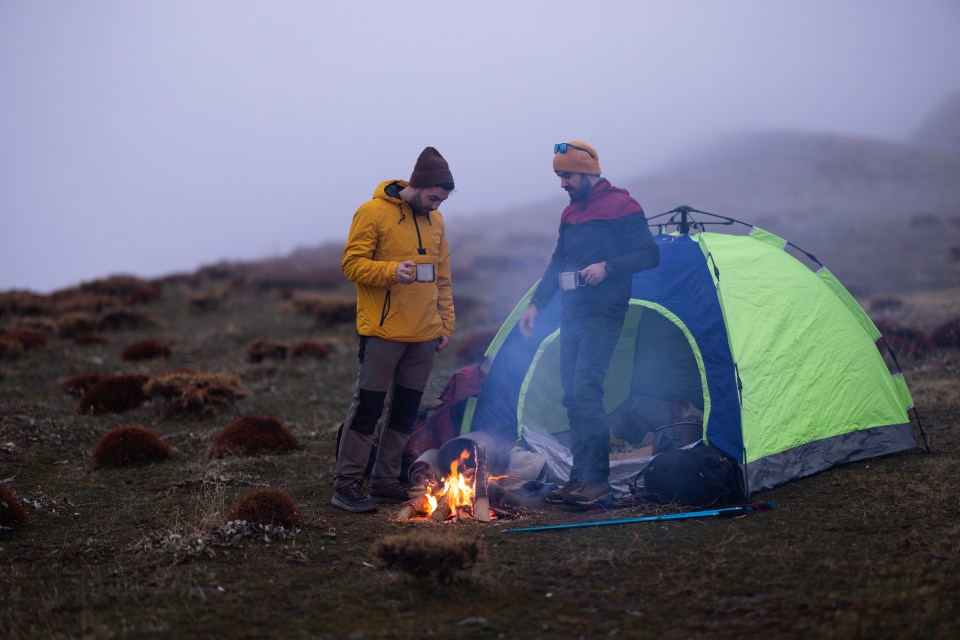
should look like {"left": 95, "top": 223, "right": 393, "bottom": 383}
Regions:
{"left": 563, "top": 481, "right": 612, "bottom": 507}
{"left": 369, "top": 482, "right": 410, "bottom": 504}
{"left": 544, "top": 479, "right": 586, "bottom": 504}
{"left": 331, "top": 481, "right": 377, "bottom": 513}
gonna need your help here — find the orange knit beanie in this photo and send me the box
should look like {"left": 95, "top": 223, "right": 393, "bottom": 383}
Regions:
{"left": 552, "top": 140, "right": 601, "bottom": 175}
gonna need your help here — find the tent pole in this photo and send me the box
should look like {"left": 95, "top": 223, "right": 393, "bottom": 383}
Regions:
{"left": 505, "top": 501, "right": 775, "bottom": 533}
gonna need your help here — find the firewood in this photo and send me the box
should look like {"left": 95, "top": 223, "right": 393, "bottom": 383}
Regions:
{"left": 396, "top": 495, "right": 432, "bottom": 520}
{"left": 432, "top": 494, "right": 452, "bottom": 522}
{"left": 474, "top": 443, "right": 491, "bottom": 522}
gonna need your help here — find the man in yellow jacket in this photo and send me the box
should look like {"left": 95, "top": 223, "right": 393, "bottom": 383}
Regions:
{"left": 332, "top": 147, "right": 456, "bottom": 513}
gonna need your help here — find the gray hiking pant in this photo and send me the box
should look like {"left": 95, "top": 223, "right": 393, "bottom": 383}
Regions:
{"left": 333, "top": 336, "right": 437, "bottom": 491}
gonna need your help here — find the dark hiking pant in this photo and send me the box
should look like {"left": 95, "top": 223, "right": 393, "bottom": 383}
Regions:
{"left": 560, "top": 313, "right": 625, "bottom": 484}
{"left": 334, "top": 336, "right": 437, "bottom": 491}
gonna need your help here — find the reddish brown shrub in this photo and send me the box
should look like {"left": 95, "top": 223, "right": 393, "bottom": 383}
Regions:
{"left": 928, "top": 317, "right": 960, "bottom": 348}
{"left": 57, "top": 312, "right": 100, "bottom": 338}
{"left": 0, "top": 335, "right": 23, "bottom": 359}
{"left": 869, "top": 297, "right": 904, "bottom": 312}
{"left": 0, "top": 485, "right": 29, "bottom": 525}
{"left": 209, "top": 415, "right": 299, "bottom": 459}
{"left": 874, "top": 320, "right": 928, "bottom": 360}
{"left": 77, "top": 375, "right": 151, "bottom": 415}
{"left": 284, "top": 292, "right": 356, "bottom": 326}
{"left": 0, "top": 291, "right": 51, "bottom": 317}
{"left": 90, "top": 425, "right": 171, "bottom": 468}
{"left": 290, "top": 339, "right": 332, "bottom": 360}
{"left": 246, "top": 338, "right": 288, "bottom": 363}
{"left": 98, "top": 309, "right": 159, "bottom": 332}
{"left": 72, "top": 332, "right": 109, "bottom": 345}
{"left": 455, "top": 328, "right": 498, "bottom": 365}
{"left": 60, "top": 372, "right": 109, "bottom": 397}
{"left": 125, "top": 285, "right": 163, "bottom": 305}
{"left": 121, "top": 339, "right": 172, "bottom": 361}
{"left": 231, "top": 488, "right": 303, "bottom": 528}
{"left": 5, "top": 328, "right": 48, "bottom": 350}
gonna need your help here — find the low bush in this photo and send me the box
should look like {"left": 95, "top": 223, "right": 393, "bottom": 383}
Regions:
{"left": 90, "top": 425, "right": 171, "bottom": 468}
{"left": 0, "top": 485, "right": 28, "bottom": 525}
{"left": 209, "top": 415, "right": 299, "bottom": 458}
{"left": 874, "top": 320, "right": 928, "bottom": 360}
{"left": 121, "top": 339, "right": 172, "bottom": 361}
{"left": 245, "top": 339, "right": 288, "bottom": 363}
{"left": 290, "top": 339, "right": 333, "bottom": 360}
{"left": 77, "top": 375, "right": 151, "bottom": 415}
{"left": 928, "top": 317, "right": 960, "bottom": 348}
{"left": 230, "top": 488, "right": 303, "bottom": 528}
{"left": 60, "top": 372, "right": 109, "bottom": 397}
{"left": 284, "top": 292, "right": 356, "bottom": 327}
{"left": 145, "top": 371, "right": 250, "bottom": 417}
{"left": 3, "top": 328, "right": 48, "bottom": 350}
{"left": 98, "top": 309, "right": 160, "bottom": 332}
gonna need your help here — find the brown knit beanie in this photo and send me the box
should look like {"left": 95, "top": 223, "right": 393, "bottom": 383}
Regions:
{"left": 409, "top": 147, "right": 454, "bottom": 188}
{"left": 552, "top": 140, "right": 601, "bottom": 175}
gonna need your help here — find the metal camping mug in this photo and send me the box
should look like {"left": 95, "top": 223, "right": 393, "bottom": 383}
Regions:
{"left": 415, "top": 263, "right": 436, "bottom": 283}
{"left": 558, "top": 271, "right": 586, "bottom": 291}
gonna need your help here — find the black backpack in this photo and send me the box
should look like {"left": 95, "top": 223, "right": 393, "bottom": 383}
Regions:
{"left": 641, "top": 446, "right": 743, "bottom": 506}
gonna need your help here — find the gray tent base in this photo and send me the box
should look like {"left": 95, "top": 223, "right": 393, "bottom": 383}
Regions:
{"left": 746, "top": 423, "right": 919, "bottom": 493}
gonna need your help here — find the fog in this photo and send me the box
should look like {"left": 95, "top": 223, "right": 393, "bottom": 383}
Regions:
{"left": 2, "top": 0, "right": 958, "bottom": 293}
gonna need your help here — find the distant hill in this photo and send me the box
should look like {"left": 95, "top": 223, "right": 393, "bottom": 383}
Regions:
{"left": 449, "top": 127, "right": 960, "bottom": 299}
{"left": 912, "top": 91, "right": 960, "bottom": 152}
{"left": 196, "top": 97, "right": 960, "bottom": 310}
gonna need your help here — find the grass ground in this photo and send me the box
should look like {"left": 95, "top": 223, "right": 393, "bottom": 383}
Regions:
{"left": 1, "top": 275, "right": 958, "bottom": 640}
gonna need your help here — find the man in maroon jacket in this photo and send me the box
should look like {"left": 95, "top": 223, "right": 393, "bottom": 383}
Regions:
{"left": 519, "top": 140, "right": 660, "bottom": 506}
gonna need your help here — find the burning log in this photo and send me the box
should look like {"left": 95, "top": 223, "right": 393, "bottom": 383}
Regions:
{"left": 473, "top": 443, "right": 491, "bottom": 522}
{"left": 396, "top": 494, "right": 433, "bottom": 520}
{"left": 432, "top": 494, "right": 452, "bottom": 522}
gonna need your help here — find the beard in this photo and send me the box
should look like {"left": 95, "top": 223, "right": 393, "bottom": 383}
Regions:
{"left": 567, "top": 179, "right": 593, "bottom": 202}
{"left": 410, "top": 191, "right": 433, "bottom": 215}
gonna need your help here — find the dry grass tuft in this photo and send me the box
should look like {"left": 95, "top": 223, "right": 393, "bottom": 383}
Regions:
{"left": 245, "top": 338, "right": 288, "bottom": 363}
{"left": 230, "top": 488, "right": 303, "bottom": 528}
{"left": 121, "top": 338, "right": 172, "bottom": 361}
{"left": 77, "top": 374, "right": 151, "bottom": 415}
{"left": 928, "top": 317, "right": 960, "bottom": 348}
{"left": 209, "top": 415, "right": 299, "bottom": 459}
{"left": 0, "top": 484, "right": 29, "bottom": 525}
{"left": 290, "top": 339, "right": 333, "bottom": 360}
{"left": 283, "top": 292, "right": 356, "bottom": 327}
{"left": 145, "top": 371, "right": 250, "bottom": 417}
{"left": 59, "top": 372, "right": 109, "bottom": 397}
{"left": 90, "top": 424, "right": 172, "bottom": 469}
{"left": 372, "top": 531, "right": 483, "bottom": 585}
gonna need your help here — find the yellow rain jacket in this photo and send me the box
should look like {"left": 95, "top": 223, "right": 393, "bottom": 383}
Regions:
{"left": 342, "top": 180, "right": 455, "bottom": 342}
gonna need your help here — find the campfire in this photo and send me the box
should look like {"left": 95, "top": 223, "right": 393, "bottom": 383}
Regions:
{"left": 398, "top": 442, "right": 495, "bottom": 522}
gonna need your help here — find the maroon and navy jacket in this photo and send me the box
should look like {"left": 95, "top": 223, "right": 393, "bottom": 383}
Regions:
{"left": 531, "top": 179, "right": 660, "bottom": 319}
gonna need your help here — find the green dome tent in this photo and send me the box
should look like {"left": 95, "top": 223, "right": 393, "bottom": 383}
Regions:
{"left": 460, "top": 207, "right": 925, "bottom": 494}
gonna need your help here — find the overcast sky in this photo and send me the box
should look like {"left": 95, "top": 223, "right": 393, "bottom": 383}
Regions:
{"left": 2, "top": 1, "right": 959, "bottom": 293}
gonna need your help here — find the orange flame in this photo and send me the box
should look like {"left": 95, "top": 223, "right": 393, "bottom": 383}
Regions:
{"left": 421, "top": 448, "right": 482, "bottom": 520}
